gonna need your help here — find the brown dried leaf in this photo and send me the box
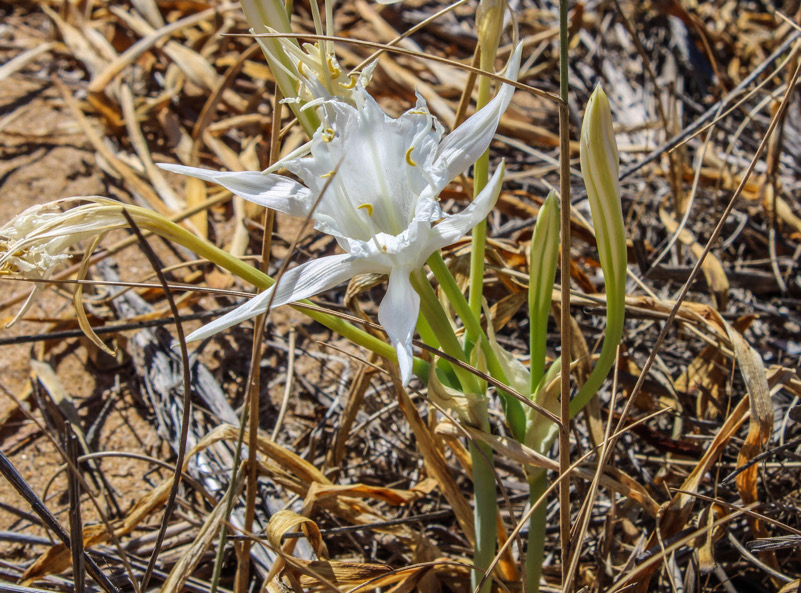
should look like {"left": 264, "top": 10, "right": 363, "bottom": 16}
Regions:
{"left": 267, "top": 510, "right": 328, "bottom": 560}
{"left": 726, "top": 323, "right": 774, "bottom": 538}
{"left": 659, "top": 207, "right": 730, "bottom": 309}
{"left": 675, "top": 316, "right": 755, "bottom": 420}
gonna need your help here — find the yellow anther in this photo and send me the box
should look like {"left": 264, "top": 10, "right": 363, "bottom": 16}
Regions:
{"left": 321, "top": 128, "right": 335, "bottom": 143}
{"left": 338, "top": 74, "right": 358, "bottom": 90}
{"left": 321, "top": 170, "right": 335, "bottom": 179}
{"left": 327, "top": 55, "right": 342, "bottom": 78}
{"left": 408, "top": 109, "right": 429, "bottom": 116}
{"left": 357, "top": 203, "right": 374, "bottom": 217}
{"left": 405, "top": 147, "right": 417, "bottom": 167}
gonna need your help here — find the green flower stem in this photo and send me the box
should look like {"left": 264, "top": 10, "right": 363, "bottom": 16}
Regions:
{"left": 470, "top": 440, "right": 498, "bottom": 593}
{"left": 409, "top": 266, "right": 497, "bottom": 593}
{"left": 525, "top": 471, "right": 548, "bottom": 593}
{"left": 427, "top": 252, "right": 525, "bottom": 439}
{"left": 416, "top": 313, "right": 440, "bottom": 351}
{"left": 129, "top": 206, "right": 429, "bottom": 378}
{"left": 409, "top": 269, "right": 479, "bottom": 394}
{"left": 467, "top": 8, "right": 504, "bottom": 346}
{"left": 568, "top": 294, "right": 624, "bottom": 417}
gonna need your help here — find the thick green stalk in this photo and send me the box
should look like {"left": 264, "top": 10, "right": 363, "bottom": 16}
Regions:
{"left": 525, "top": 472, "right": 548, "bottom": 593}
{"left": 470, "top": 440, "right": 498, "bottom": 593}
{"left": 409, "top": 269, "right": 479, "bottom": 394}
{"left": 410, "top": 264, "right": 497, "bottom": 593}
{"left": 568, "top": 298, "right": 624, "bottom": 417}
{"left": 466, "top": 0, "right": 505, "bottom": 345}
{"left": 416, "top": 313, "right": 440, "bottom": 351}
{"left": 427, "top": 252, "right": 525, "bottom": 439}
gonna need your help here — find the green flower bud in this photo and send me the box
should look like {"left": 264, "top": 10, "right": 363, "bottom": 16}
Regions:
{"left": 528, "top": 190, "right": 560, "bottom": 391}
{"left": 571, "top": 85, "right": 627, "bottom": 417}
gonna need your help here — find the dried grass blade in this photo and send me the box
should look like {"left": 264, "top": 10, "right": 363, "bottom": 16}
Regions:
{"left": 267, "top": 510, "right": 328, "bottom": 559}
{"left": 73, "top": 233, "right": 115, "bottom": 356}
{"left": 87, "top": 5, "right": 237, "bottom": 95}
{"left": 626, "top": 392, "right": 750, "bottom": 593}
{"left": 161, "top": 486, "right": 237, "bottom": 593}
{"left": 41, "top": 7, "right": 109, "bottom": 79}
{"left": 2, "top": 448, "right": 120, "bottom": 592}
{"left": 119, "top": 84, "right": 184, "bottom": 212}
{"left": 0, "top": 42, "right": 55, "bottom": 82}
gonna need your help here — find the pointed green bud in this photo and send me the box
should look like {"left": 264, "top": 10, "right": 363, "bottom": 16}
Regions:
{"left": 580, "top": 85, "right": 626, "bottom": 294}
{"left": 476, "top": 0, "right": 506, "bottom": 60}
{"left": 571, "top": 85, "right": 627, "bottom": 417}
{"left": 528, "top": 190, "right": 560, "bottom": 391}
{"left": 240, "top": 0, "right": 321, "bottom": 136}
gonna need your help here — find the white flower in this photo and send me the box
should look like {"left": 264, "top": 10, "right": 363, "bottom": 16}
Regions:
{"left": 161, "top": 45, "right": 522, "bottom": 383}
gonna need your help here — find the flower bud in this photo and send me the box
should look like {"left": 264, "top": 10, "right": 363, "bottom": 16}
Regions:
{"left": 528, "top": 190, "right": 559, "bottom": 389}
{"left": 476, "top": 0, "right": 506, "bottom": 58}
{"left": 572, "top": 85, "right": 627, "bottom": 416}
{"left": 580, "top": 85, "right": 626, "bottom": 294}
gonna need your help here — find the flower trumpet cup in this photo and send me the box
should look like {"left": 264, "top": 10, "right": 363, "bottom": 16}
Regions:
{"left": 160, "top": 45, "right": 523, "bottom": 384}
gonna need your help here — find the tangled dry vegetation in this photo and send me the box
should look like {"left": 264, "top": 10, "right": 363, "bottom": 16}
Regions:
{"left": 0, "top": 0, "right": 800, "bottom": 592}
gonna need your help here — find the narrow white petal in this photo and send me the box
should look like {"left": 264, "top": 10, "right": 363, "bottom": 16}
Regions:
{"left": 426, "top": 163, "right": 504, "bottom": 251}
{"left": 159, "top": 164, "right": 313, "bottom": 218}
{"left": 378, "top": 268, "right": 419, "bottom": 385}
{"left": 431, "top": 43, "right": 522, "bottom": 184}
{"left": 186, "top": 254, "right": 374, "bottom": 343}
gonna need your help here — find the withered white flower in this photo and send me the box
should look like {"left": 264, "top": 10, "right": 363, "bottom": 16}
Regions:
{"left": 0, "top": 198, "right": 124, "bottom": 324}
{"left": 161, "top": 45, "right": 523, "bottom": 384}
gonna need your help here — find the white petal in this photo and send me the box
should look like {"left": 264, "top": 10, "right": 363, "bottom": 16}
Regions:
{"left": 426, "top": 163, "right": 505, "bottom": 251}
{"left": 378, "top": 268, "right": 419, "bottom": 385}
{"left": 159, "top": 164, "right": 313, "bottom": 218}
{"left": 431, "top": 43, "right": 522, "bottom": 184}
{"left": 186, "top": 254, "right": 375, "bottom": 343}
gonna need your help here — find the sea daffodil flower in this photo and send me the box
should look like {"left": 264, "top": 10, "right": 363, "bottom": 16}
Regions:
{"left": 161, "top": 45, "right": 523, "bottom": 384}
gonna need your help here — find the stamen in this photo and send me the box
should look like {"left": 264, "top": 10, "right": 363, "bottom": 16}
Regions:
{"left": 339, "top": 74, "right": 357, "bottom": 90}
{"left": 327, "top": 55, "right": 342, "bottom": 78}
{"left": 356, "top": 203, "right": 386, "bottom": 252}
{"left": 321, "top": 170, "right": 335, "bottom": 179}
{"left": 408, "top": 109, "right": 429, "bottom": 116}
{"left": 405, "top": 147, "right": 417, "bottom": 167}
{"left": 321, "top": 128, "right": 335, "bottom": 143}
